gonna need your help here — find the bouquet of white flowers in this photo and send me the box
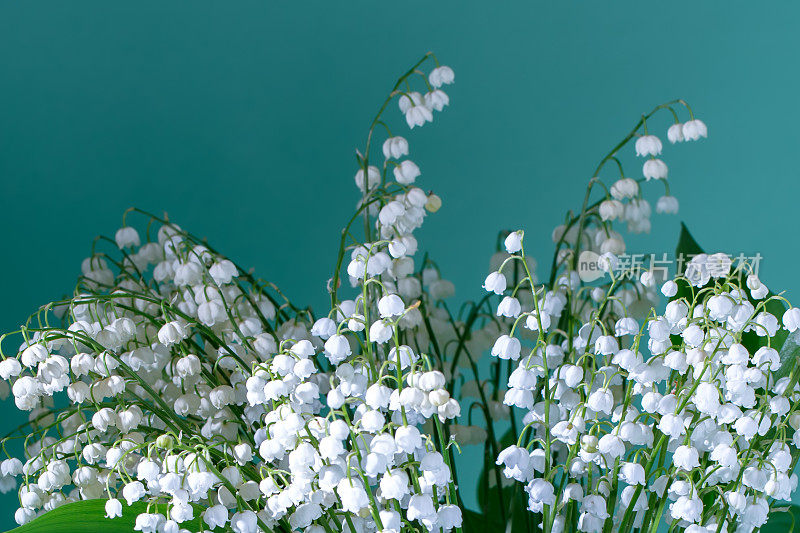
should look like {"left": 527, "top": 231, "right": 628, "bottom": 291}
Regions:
{"left": 1, "top": 53, "right": 798, "bottom": 533}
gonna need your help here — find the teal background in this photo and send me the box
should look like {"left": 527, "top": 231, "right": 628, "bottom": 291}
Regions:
{"left": 1, "top": 1, "right": 799, "bottom": 527}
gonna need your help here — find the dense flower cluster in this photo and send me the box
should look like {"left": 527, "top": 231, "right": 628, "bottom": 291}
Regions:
{"left": 0, "top": 53, "right": 797, "bottom": 533}
{"left": 494, "top": 244, "right": 800, "bottom": 532}
{"left": 0, "top": 54, "right": 467, "bottom": 533}
{"left": 488, "top": 117, "right": 800, "bottom": 531}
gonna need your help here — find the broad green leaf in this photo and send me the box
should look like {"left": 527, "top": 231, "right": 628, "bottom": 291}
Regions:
{"left": 672, "top": 222, "right": 704, "bottom": 304}
{"left": 461, "top": 508, "right": 504, "bottom": 532}
{"left": 4, "top": 499, "right": 205, "bottom": 533}
{"left": 737, "top": 288, "right": 790, "bottom": 375}
{"left": 473, "top": 427, "right": 537, "bottom": 532}
{"left": 777, "top": 328, "right": 800, "bottom": 381}
{"left": 761, "top": 504, "right": 800, "bottom": 532}
{"left": 474, "top": 428, "right": 513, "bottom": 525}
{"left": 675, "top": 222, "right": 704, "bottom": 258}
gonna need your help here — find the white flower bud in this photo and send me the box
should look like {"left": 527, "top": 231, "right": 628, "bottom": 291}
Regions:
{"left": 393, "top": 160, "right": 420, "bottom": 185}
{"left": 682, "top": 119, "right": 707, "bottom": 141}
{"left": 105, "top": 498, "right": 122, "bottom": 519}
{"left": 158, "top": 321, "right": 187, "bottom": 347}
{"left": 0, "top": 358, "right": 21, "bottom": 380}
{"left": 482, "top": 272, "right": 507, "bottom": 295}
{"left": 378, "top": 294, "right": 405, "bottom": 318}
{"left": 504, "top": 231, "right": 523, "bottom": 253}
{"left": 323, "top": 335, "right": 351, "bottom": 365}
{"left": 20, "top": 345, "right": 48, "bottom": 368}
{"left": 114, "top": 227, "right": 140, "bottom": 249}
{"left": 382, "top": 136, "right": 409, "bottom": 160}
{"left": 635, "top": 135, "right": 662, "bottom": 157}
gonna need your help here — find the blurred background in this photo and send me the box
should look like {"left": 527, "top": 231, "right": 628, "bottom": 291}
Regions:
{"left": 1, "top": 0, "right": 799, "bottom": 527}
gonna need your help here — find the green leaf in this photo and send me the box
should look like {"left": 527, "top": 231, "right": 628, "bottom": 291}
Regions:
{"left": 761, "top": 504, "right": 800, "bottom": 532}
{"left": 4, "top": 499, "right": 206, "bottom": 533}
{"left": 474, "top": 428, "right": 513, "bottom": 525}
{"left": 777, "top": 328, "right": 800, "bottom": 381}
{"left": 461, "top": 508, "right": 504, "bottom": 532}
{"left": 671, "top": 222, "right": 704, "bottom": 304}
{"left": 675, "top": 222, "right": 704, "bottom": 259}
{"left": 472, "top": 427, "right": 542, "bottom": 533}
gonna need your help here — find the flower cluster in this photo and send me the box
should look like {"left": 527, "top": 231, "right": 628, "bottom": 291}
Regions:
{"left": 0, "top": 54, "right": 468, "bottom": 533}
{"left": 494, "top": 241, "right": 800, "bottom": 531}
{"left": 488, "top": 114, "right": 800, "bottom": 531}
{"left": 1, "top": 52, "right": 797, "bottom": 533}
